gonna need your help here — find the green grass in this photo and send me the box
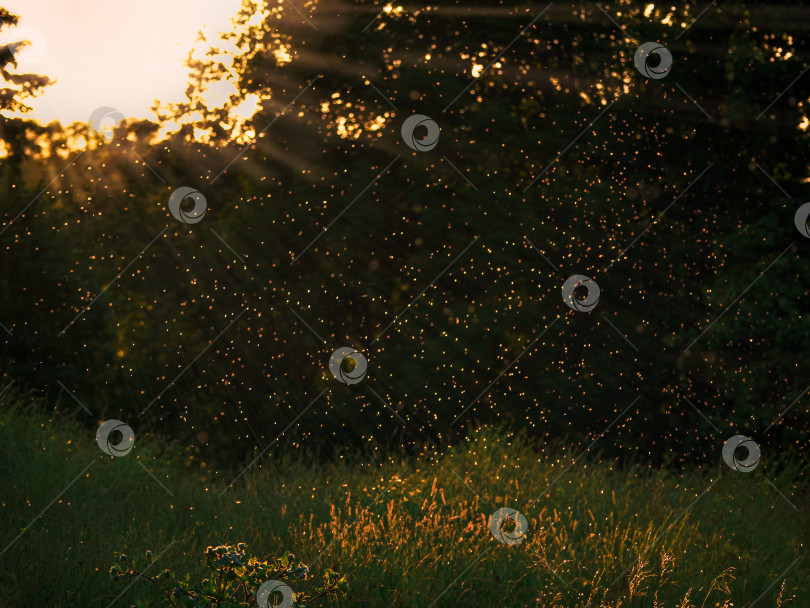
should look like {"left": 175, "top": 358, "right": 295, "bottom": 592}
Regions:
{"left": 1, "top": 400, "right": 807, "bottom": 607}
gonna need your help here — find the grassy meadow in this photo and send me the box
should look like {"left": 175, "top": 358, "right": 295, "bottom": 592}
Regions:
{"left": 0, "top": 400, "right": 807, "bottom": 607}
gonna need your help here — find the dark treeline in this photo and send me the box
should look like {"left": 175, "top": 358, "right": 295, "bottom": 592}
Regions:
{"left": 1, "top": 1, "right": 809, "bottom": 470}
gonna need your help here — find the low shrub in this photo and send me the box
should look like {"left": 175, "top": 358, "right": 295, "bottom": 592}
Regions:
{"left": 109, "top": 543, "right": 348, "bottom": 607}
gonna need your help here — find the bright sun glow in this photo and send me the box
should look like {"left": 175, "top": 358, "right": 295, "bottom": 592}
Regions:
{"left": 1, "top": 0, "right": 245, "bottom": 126}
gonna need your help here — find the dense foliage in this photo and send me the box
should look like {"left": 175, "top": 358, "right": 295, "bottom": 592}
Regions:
{"left": 1, "top": 1, "right": 809, "bottom": 468}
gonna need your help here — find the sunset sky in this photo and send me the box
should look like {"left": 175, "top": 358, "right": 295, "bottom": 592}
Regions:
{"left": 2, "top": 0, "right": 243, "bottom": 125}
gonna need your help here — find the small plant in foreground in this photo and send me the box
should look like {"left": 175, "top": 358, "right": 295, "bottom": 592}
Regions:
{"left": 109, "top": 543, "right": 348, "bottom": 607}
